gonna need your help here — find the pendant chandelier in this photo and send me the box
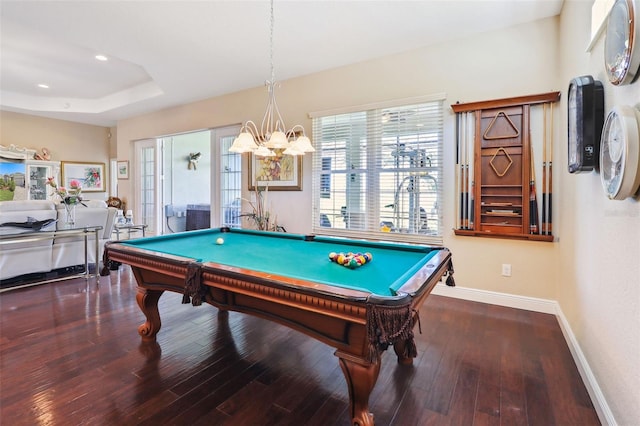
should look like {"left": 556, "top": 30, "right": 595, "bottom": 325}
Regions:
{"left": 229, "top": 0, "right": 314, "bottom": 157}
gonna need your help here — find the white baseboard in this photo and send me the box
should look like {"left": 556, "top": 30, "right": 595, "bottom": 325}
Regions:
{"left": 431, "top": 283, "right": 615, "bottom": 425}
{"left": 554, "top": 305, "right": 617, "bottom": 425}
{"left": 431, "top": 282, "right": 557, "bottom": 313}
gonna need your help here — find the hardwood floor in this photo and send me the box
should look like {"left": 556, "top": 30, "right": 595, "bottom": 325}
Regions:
{"left": 0, "top": 267, "right": 600, "bottom": 425}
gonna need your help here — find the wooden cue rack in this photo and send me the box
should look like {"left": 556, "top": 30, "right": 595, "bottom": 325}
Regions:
{"left": 452, "top": 92, "right": 560, "bottom": 242}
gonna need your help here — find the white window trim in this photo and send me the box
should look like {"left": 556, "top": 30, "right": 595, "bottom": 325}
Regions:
{"left": 308, "top": 93, "right": 447, "bottom": 119}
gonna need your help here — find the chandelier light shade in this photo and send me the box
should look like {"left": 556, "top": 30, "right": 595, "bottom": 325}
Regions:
{"left": 229, "top": 0, "right": 314, "bottom": 157}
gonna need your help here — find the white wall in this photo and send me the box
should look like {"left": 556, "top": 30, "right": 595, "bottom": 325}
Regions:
{"left": 558, "top": 2, "right": 640, "bottom": 424}
{"left": 115, "top": 9, "right": 639, "bottom": 424}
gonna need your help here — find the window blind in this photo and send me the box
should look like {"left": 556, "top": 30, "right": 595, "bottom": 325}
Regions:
{"left": 311, "top": 96, "right": 445, "bottom": 245}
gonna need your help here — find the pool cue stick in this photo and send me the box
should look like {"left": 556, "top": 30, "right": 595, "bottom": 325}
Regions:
{"left": 468, "top": 112, "right": 474, "bottom": 229}
{"left": 462, "top": 113, "right": 469, "bottom": 229}
{"left": 547, "top": 102, "right": 553, "bottom": 236}
{"left": 465, "top": 112, "right": 471, "bottom": 230}
{"left": 456, "top": 110, "right": 465, "bottom": 229}
{"left": 461, "top": 112, "right": 470, "bottom": 229}
{"left": 529, "top": 132, "right": 539, "bottom": 234}
{"left": 455, "top": 112, "right": 461, "bottom": 229}
{"left": 457, "top": 112, "right": 463, "bottom": 229}
{"left": 542, "top": 103, "right": 549, "bottom": 235}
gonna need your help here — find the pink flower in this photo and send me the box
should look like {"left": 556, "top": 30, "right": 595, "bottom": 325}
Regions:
{"left": 46, "top": 178, "right": 81, "bottom": 203}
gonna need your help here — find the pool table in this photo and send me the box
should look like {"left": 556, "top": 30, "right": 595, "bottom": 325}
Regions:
{"left": 104, "top": 228, "right": 454, "bottom": 426}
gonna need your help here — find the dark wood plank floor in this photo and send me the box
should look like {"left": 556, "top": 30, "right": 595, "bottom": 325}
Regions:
{"left": 0, "top": 267, "right": 600, "bottom": 425}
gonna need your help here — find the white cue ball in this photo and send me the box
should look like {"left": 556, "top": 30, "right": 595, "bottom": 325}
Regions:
{"left": 216, "top": 237, "right": 224, "bottom": 245}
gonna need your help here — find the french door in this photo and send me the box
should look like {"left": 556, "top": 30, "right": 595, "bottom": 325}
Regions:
{"left": 134, "top": 139, "right": 162, "bottom": 235}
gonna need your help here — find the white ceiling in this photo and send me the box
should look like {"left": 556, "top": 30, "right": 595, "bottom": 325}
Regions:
{"left": 0, "top": 0, "right": 564, "bottom": 127}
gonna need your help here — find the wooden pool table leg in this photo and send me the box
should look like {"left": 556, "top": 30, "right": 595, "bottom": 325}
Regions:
{"left": 136, "top": 287, "right": 164, "bottom": 342}
{"left": 336, "top": 351, "right": 380, "bottom": 426}
{"left": 393, "top": 339, "right": 415, "bottom": 365}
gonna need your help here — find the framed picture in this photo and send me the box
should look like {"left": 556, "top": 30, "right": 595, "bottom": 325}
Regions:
{"left": 0, "top": 161, "right": 26, "bottom": 201}
{"left": 117, "top": 160, "right": 129, "bottom": 179}
{"left": 61, "top": 161, "right": 106, "bottom": 192}
{"left": 248, "top": 151, "right": 302, "bottom": 191}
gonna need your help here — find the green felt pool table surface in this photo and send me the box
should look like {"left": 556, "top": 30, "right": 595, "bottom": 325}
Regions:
{"left": 121, "top": 228, "right": 441, "bottom": 297}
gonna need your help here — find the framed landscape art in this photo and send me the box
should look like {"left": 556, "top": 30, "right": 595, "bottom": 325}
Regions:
{"left": 117, "top": 160, "right": 129, "bottom": 179}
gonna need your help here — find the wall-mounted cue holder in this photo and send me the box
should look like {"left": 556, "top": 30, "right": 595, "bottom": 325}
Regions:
{"left": 452, "top": 91, "right": 560, "bottom": 242}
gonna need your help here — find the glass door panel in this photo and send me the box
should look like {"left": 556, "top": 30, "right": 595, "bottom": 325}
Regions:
{"left": 135, "top": 139, "right": 161, "bottom": 235}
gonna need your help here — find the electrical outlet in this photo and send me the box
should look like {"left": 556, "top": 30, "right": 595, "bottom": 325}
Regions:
{"left": 501, "top": 264, "right": 512, "bottom": 277}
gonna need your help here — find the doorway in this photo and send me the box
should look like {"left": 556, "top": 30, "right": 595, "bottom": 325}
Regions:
{"left": 133, "top": 126, "right": 241, "bottom": 236}
{"left": 134, "top": 139, "right": 161, "bottom": 235}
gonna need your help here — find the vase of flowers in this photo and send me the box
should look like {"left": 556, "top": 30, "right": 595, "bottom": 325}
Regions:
{"left": 47, "top": 177, "right": 84, "bottom": 227}
{"left": 240, "top": 186, "right": 279, "bottom": 231}
{"left": 62, "top": 202, "right": 77, "bottom": 227}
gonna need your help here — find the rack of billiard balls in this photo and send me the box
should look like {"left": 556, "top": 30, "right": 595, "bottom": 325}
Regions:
{"left": 328, "top": 251, "right": 373, "bottom": 269}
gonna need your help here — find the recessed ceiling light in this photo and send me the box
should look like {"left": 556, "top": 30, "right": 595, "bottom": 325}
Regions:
{"left": 37, "top": 84, "right": 49, "bottom": 89}
{"left": 95, "top": 54, "right": 108, "bottom": 61}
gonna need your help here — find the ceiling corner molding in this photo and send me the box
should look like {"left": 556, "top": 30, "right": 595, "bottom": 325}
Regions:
{"left": 0, "top": 81, "right": 164, "bottom": 114}
{"left": 587, "top": 0, "right": 616, "bottom": 52}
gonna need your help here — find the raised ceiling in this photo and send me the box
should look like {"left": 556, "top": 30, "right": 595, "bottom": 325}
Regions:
{"left": 1, "top": 0, "right": 564, "bottom": 127}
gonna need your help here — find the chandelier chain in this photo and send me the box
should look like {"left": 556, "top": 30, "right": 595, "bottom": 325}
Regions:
{"left": 269, "top": 0, "right": 275, "bottom": 84}
{"left": 228, "top": 0, "right": 314, "bottom": 156}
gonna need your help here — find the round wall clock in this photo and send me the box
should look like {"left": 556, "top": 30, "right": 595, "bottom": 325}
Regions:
{"left": 567, "top": 75, "right": 604, "bottom": 173}
{"left": 604, "top": 0, "right": 640, "bottom": 85}
{"left": 600, "top": 105, "right": 640, "bottom": 199}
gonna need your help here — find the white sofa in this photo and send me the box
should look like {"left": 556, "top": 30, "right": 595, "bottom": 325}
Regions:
{"left": 0, "top": 200, "right": 117, "bottom": 281}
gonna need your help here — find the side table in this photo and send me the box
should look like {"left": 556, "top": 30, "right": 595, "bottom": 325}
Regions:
{"left": 112, "top": 223, "right": 148, "bottom": 241}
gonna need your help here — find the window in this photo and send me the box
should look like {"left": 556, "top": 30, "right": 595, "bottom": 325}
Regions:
{"left": 311, "top": 95, "right": 444, "bottom": 245}
{"left": 219, "top": 134, "right": 242, "bottom": 228}
{"left": 320, "top": 157, "right": 332, "bottom": 199}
